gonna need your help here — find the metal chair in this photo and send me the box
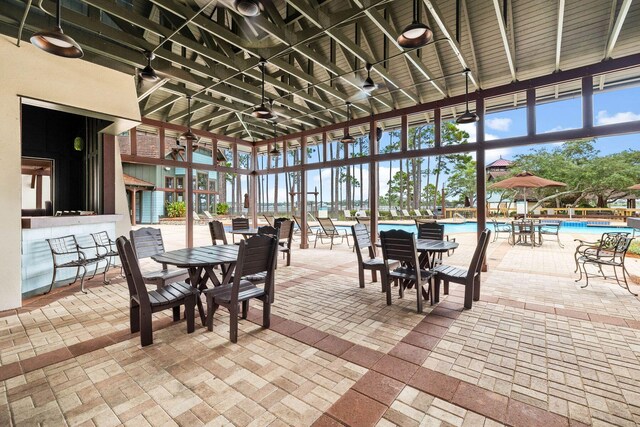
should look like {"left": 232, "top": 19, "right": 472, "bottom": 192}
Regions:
{"left": 91, "top": 231, "right": 122, "bottom": 280}
{"left": 539, "top": 222, "right": 563, "bottom": 247}
{"left": 116, "top": 236, "right": 197, "bottom": 347}
{"left": 46, "top": 235, "right": 106, "bottom": 294}
{"left": 315, "top": 217, "right": 351, "bottom": 250}
{"left": 575, "top": 234, "right": 636, "bottom": 295}
{"left": 490, "top": 218, "right": 511, "bottom": 242}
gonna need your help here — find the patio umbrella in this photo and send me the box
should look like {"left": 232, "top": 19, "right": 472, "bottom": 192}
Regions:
{"left": 628, "top": 184, "right": 640, "bottom": 190}
{"left": 490, "top": 171, "right": 566, "bottom": 219}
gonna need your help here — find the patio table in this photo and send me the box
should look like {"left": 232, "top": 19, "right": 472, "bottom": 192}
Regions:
{"left": 230, "top": 228, "right": 260, "bottom": 240}
{"left": 152, "top": 245, "right": 239, "bottom": 325}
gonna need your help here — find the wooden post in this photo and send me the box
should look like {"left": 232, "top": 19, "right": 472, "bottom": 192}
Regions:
{"left": 526, "top": 88, "right": 536, "bottom": 136}
{"left": 130, "top": 189, "right": 136, "bottom": 226}
{"left": 103, "top": 134, "right": 116, "bottom": 214}
{"left": 300, "top": 135, "right": 308, "bottom": 249}
{"left": 476, "top": 97, "right": 487, "bottom": 272}
{"left": 401, "top": 115, "right": 408, "bottom": 152}
{"left": 369, "top": 117, "right": 378, "bottom": 245}
{"left": 250, "top": 145, "right": 258, "bottom": 228}
{"left": 582, "top": 76, "right": 593, "bottom": 128}
{"left": 186, "top": 136, "right": 194, "bottom": 248}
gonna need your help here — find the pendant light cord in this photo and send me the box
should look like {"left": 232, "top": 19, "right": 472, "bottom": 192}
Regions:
{"left": 412, "top": 0, "right": 417, "bottom": 23}
{"left": 56, "top": 0, "right": 61, "bottom": 28}
{"left": 260, "top": 61, "right": 265, "bottom": 106}
{"left": 464, "top": 70, "right": 469, "bottom": 110}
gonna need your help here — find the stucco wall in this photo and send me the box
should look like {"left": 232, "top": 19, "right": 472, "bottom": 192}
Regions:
{"left": 0, "top": 36, "right": 140, "bottom": 311}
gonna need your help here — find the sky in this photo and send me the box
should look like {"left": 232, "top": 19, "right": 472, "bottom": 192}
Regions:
{"left": 237, "top": 85, "right": 640, "bottom": 205}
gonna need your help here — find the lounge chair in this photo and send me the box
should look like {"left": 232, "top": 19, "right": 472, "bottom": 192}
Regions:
{"left": 414, "top": 209, "right": 424, "bottom": 218}
{"left": 262, "top": 214, "right": 275, "bottom": 226}
{"left": 401, "top": 209, "right": 413, "bottom": 219}
{"left": 193, "top": 211, "right": 205, "bottom": 224}
{"left": 293, "top": 214, "right": 317, "bottom": 244}
{"left": 315, "top": 217, "right": 351, "bottom": 250}
{"left": 202, "top": 211, "right": 215, "bottom": 221}
{"left": 343, "top": 209, "right": 354, "bottom": 220}
{"left": 389, "top": 209, "right": 399, "bottom": 219}
{"left": 424, "top": 209, "right": 440, "bottom": 219}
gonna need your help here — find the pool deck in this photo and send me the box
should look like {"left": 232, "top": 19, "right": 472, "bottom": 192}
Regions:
{"left": 1, "top": 225, "right": 639, "bottom": 426}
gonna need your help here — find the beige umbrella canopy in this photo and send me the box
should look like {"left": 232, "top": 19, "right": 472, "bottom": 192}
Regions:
{"left": 490, "top": 171, "right": 567, "bottom": 218}
{"left": 628, "top": 184, "right": 640, "bottom": 190}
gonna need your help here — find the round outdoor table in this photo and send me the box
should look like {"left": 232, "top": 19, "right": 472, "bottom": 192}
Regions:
{"left": 152, "top": 245, "right": 239, "bottom": 325}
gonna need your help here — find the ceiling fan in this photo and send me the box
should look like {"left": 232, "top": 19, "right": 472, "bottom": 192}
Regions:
{"left": 136, "top": 50, "right": 170, "bottom": 92}
{"left": 347, "top": 63, "right": 388, "bottom": 102}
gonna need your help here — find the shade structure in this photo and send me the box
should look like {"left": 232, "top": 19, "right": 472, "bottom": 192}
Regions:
{"left": 490, "top": 171, "right": 566, "bottom": 218}
{"left": 628, "top": 184, "right": 640, "bottom": 190}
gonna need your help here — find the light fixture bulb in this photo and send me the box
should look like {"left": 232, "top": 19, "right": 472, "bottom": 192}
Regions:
{"left": 397, "top": 22, "right": 433, "bottom": 48}
{"left": 234, "top": 0, "right": 261, "bottom": 17}
{"left": 340, "top": 134, "right": 355, "bottom": 144}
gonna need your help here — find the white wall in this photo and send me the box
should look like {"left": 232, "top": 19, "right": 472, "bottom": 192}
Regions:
{"left": 0, "top": 35, "right": 140, "bottom": 311}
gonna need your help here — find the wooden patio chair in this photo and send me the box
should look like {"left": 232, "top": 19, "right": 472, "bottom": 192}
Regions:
{"left": 231, "top": 217, "right": 250, "bottom": 243}
{"left": 116, "top": 236, "right": 197, "bottom": 347}
{"left": 416, "top": 220, "right": 456, "bottom": 257}
{"left": 91, "top": 231, "right": 122, "bottom": 279}
{"left": 356, "top": 216, "right": 371, "bottom": 234}
{"left": 490, "top": 218, "right": 511, "bottom": 242}
{"left": 380, "top": 229, "right": 435, "bottom": 313}
{"left": 208, "top": 220, "right": 228, "bottom": 245}
{"left": 433, "top": 229, "right": 491, "bottom": 309}
{"left": 315, "top": 217, "right": 351, "bottom": 250}
{"left": 575, "top": 234, "right": 636, "bottom": 295}
{"left": 130, "top": 227, "right": 189, "bottom": 289}
{"left": 204, "top": 234, "right": 278, "bottom": 342}
{"left": 352, "top": 224, "right": 396, "bottom": 292}
{"left": 46, "top": 234, "right": 106, "bottom": 294}
{"left": 274, "top": 218, "right": 294, "bottom": 266}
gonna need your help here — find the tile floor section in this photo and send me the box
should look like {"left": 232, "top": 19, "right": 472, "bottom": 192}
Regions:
{"left": 1, "top": 228, "right": 640, "bottom": 426}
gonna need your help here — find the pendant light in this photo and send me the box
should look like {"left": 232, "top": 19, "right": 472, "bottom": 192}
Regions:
{"left": 234, "top": 0, "right": 262, "bottom": 17}
{"left": 269, "top": 122, "right": 280, "bottom": 156}
{"left": 179, "top": 96, "right": 200, "bottom": 146}
{"left": 139, "top": 51, "right": 159, "bottom": 82}
{"left": 456, "top": 69, "right": 479, "bottom": 124}
{"left": 30, "top": 0, "right": 83, "bottom": 58}
{"left": 397, "top": 0, "right": 433, "bottom": 49}
{"left": 340, "top": 102, "right": 355, "bottom": 144}
{"left": 252, "top": 59, "right": 273, "bottom": 119}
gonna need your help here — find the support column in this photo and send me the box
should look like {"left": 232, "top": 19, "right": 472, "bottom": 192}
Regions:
{"left": 526, "top": 88, "right": 536, "bottom": 136}
{"left": 186, "top": 137, "right": 194, "bottom": 248}
{"left": 103, "top": 134, "right": 116, "bottom": 214}
{"left": 369, "top": 117, "right": 379, "bottom": 245}
{"left": 582, "top": 76, "right": 593, "bottom": 128}
{"left": 130, "top": 189, "right": 137, "bottom": 226}
{"left": 475, "top": 97, "right": 487, "bottom": 272}
{"left": 300, "top": 135, "right": 308, "bottom": 249}
{"left": 250, "top": 146, "right": 258, "bottom": 228}
{"left": 400, "top": 115, "right": 408, "bottom": 152}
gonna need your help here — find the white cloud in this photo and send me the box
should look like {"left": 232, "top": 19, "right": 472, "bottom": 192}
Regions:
{"left": 596, "top": 110, "right": 640, "bottom": 125}
{"left": 486, "top": 117, "right": 512, "bottom": 132}
{"left": 544, "top": 125, "right": 566, "bottom": 133}
{"left": 457, "top": 123, "right": 498, "bottom": 142}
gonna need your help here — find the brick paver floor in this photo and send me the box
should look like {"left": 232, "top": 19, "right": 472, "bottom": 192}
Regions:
{"left": 1, "top": 224, "right": 639, "bottom": 426}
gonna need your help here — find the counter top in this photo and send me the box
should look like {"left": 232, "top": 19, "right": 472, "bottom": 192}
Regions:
{"left": 22, "top": 214, "right": 123, "bottom": 229}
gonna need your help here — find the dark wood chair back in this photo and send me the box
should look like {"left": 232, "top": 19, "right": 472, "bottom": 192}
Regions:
{"left": 232, "top": 217, "right": 250, "bottom": 230}
{"left": 467, "top": 229, "right": 491, "bottom": 281}
{"left": 232, "top": 235, "right": 278, "bottom": 302}
{"left": 257, "top": 225, "right": 279, "bottom": 237}
{"left": 209, "top": 220, "right": 228, "bottom": 245}
{"left": 130, "top": 227, "right": 166, "bottom": 260}
{"left": 276, "top": 219, "right": 293, "bottom": 240}
{"left": 116, "top": 236, "right": 149, "bottom": 306}
{"left": 417, "top": 222, "right": 444, "bottom": 240}
{"left": 352, "top": 223, "right": 375, "bottom": 261}
{"left": 379, "top": 229, "right": 420, "bottom": 271}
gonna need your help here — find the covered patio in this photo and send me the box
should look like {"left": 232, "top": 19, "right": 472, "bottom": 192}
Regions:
{"left": 1, "top": 0, "right": 640, "bottom": 425}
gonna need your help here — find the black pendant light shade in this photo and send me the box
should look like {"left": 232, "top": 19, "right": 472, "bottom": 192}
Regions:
{"left": 340, "top": 102, "right": 355, "bottom": 144}
{"left": 269, "top": 123, "right": 280, "bottom": 156}
{"left": 253, "top": 59, "right": 274, "bottom": 119}
{"left": 179, "top": 96, "right": 200, "bottom": 145}
{"left": 397, "top": 0, "right": 433, "bottom": 49}
{"left": 139, "top": 51, "right": 159, "bottom": 82}
{"left": 362, "top": 63, "right": 376, "bottom": 92}
{"left": 234, "top": 0, "right": 262, "bottom": 17}
{"left": 31, "top": 0, "right": 83, "bottom": 58}
{"left": 456, "top": 69, "right": 479, "bottom": 124}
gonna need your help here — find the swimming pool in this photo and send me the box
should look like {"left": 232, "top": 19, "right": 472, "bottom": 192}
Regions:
{"left": 355, "top": 222, "right": 635, "bottom": 235}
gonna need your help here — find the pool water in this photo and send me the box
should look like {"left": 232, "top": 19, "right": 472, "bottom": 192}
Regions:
{"left": 343, "top": 222, "right": 634, "bottom": 235}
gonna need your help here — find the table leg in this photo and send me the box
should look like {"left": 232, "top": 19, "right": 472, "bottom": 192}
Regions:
{"left": 188, "top": 267, "right": 207, "bottom": 326}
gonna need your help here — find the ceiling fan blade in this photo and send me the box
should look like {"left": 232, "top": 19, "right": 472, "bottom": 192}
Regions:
{"left": 347, "top": 91, "right": 371, "bottom": 103}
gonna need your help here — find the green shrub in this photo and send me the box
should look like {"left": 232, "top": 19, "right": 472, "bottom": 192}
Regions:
{"left": 217, "top": 203, "right": 229, "bottom": 215}
{"left": 166, "top": 201, "right": 186, "bottom": 218}
{"left": 629, "top": 240, "right": 640, "bottom": 256}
